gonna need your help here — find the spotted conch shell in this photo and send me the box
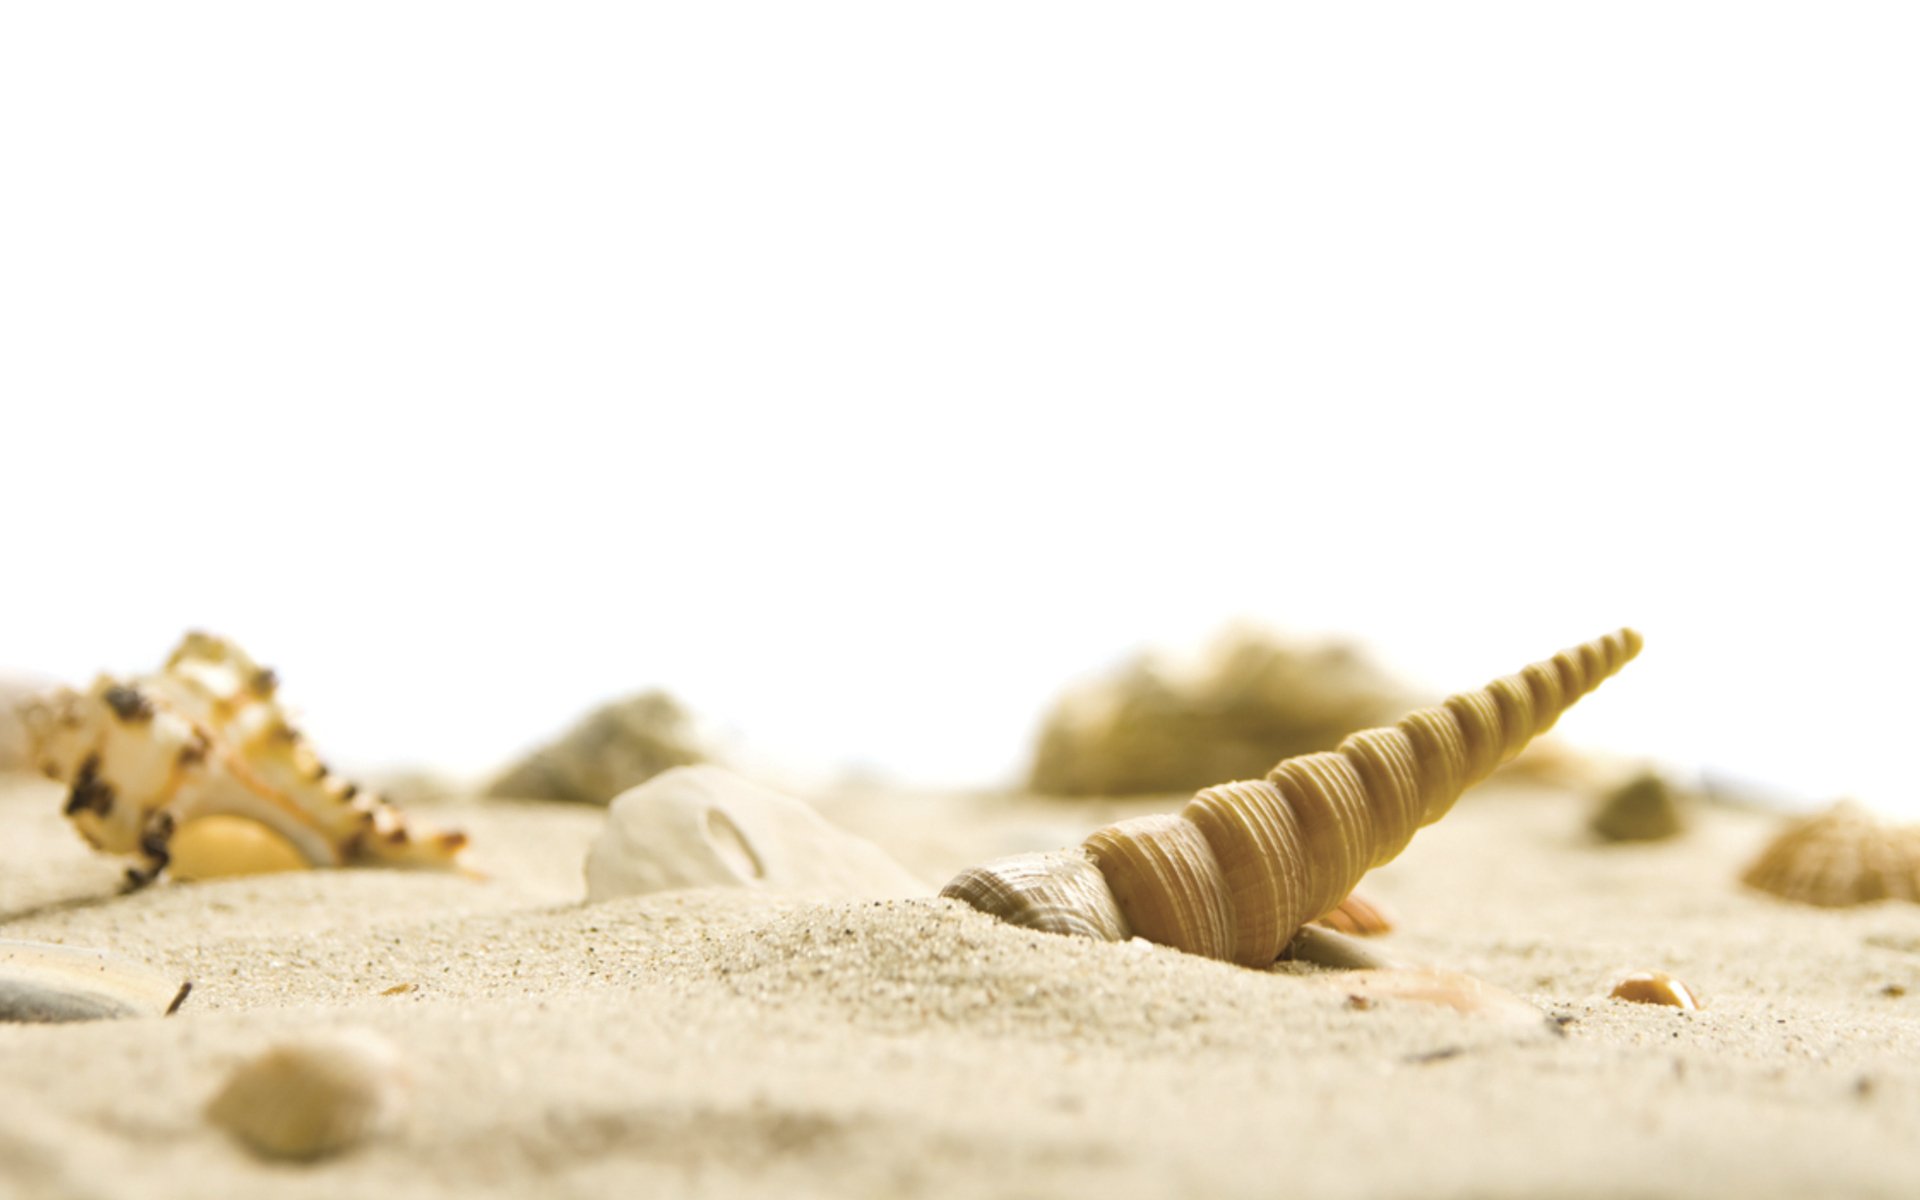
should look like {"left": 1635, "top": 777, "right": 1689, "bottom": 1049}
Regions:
{"left": 943, "top": 629, "right": 1642, "bottom": 966}
{"left": 18, "top": 632, "right": 468, "bottom": 887}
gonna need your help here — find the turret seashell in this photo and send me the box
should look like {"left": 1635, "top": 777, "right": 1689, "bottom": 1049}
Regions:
{"left": 0, "top": 939, "right": 191, "bottom": 1023}
{"left": 206, "top": 1028, "right": 407, "bottom": 1160}
{"left": 1741, "top": 800, "right": 1920, "bottom": 907}
{"left": 17, "top": 632, "right": 468, "bottom": 887}
{"left": 942, "top": 629, "right": 1642, "bottom": 966}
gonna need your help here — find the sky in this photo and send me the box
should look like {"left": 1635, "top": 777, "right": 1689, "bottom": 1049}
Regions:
{"left": 3, "top": 5, "right": 1916, "bottom": 816}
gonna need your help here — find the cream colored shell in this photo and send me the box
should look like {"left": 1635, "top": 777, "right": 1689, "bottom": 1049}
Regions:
{"left": 1741, "top": 800, "right": 1920, "bottom": 907}
{"left": 206, "top": 1029, "right": 407, "bottom": 1160}
{"left": 943, "top": 628, "right": 1643, "bottom": 966}
{"left": 16, "top": 632, "right": 467, "bottom": 887}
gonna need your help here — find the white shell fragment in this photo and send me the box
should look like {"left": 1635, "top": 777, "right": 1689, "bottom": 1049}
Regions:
{"left": 0, "top": 939, "right": 191, "bottom": 1023}
{"left": 206, "top": 1029, "right": 407, "bottom": 1160}
{"left": 584, "top": 766, "right": 927, "bottom": 903}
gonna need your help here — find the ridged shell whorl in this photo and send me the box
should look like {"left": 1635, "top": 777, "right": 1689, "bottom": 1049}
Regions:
{"left": 943, "top": 628, "right": 1642, "bottom": 966}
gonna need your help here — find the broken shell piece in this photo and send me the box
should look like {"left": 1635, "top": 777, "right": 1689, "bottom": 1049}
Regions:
{"left": 0, "top": 939, "right": 191, "bottom": 1023}
{"left": 18, "top": 631, "right": 468, "bottom": 886}
{"left": 1323, "top": 967, "right": 1546, "bottom": 1026}
{"left": 1742, "top": 800, "right": 1920, "bottom": 907}
{"left": 1589, "top": 771, "right": 1686, "bottom": 842}
{"left": 944, "top": 629, "right": 1642, "bottom": 967}
{"left": 584, "top": 766, "right": 927, "bottom": 903}
{"left": 1313, "top": 889, "right": 1397, "bottom": 937}
{"left": 206, "top": 1029, "right": 407, "bottom": 1160}
{"left": 169, "top": 815, "right": 311, "bottom": 881}
{"left": 1610, "top": 971, "right": 1703, "bottom": 1010}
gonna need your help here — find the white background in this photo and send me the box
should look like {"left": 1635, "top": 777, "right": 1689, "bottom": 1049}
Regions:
{"left": 3, "top": 5, "right": 1915, "bottom": 814}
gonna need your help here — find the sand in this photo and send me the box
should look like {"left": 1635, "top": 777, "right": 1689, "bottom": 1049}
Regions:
{"left": 2, "top": 772, "right": 1918, "bottom": 1200}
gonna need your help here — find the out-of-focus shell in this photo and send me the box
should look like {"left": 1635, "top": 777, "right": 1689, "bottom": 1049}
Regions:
{"left": 206, "top": 1029, "right": 407, "bottom": 1160}
{"left": 1741, "top": 800, "right": 1920, "bottom": 907}
{"left": 1589, "top": 771, "right": 1686, "bottom": 842}
{"left": 1027, "top": 627, "right": 1417, "bottom": 797}
{"left": 487, "top": 689, "right": 705, "bottom": 804}
{"left": 1610, "top": 971, "right": 1703, "bottom": 1010}
{"left": 944, "top": 629, "right": 1643, "bottom": 967}
{"left": 17, "top": 632, "right": 467, "bottom": 886}
{"left": 0, "top": 939, "right": 190, "bottom": 1023}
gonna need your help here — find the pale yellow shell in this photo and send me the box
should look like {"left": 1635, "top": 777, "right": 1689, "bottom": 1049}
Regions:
{"left": 17, "top": 632, "right": 467, "bottom": 886}
{"left": 169, "top": 816, "right": 311, "bottom": 881}
{"left": 206, "top": 1029, "right": 407, "bottom": 1160}
{"left": 1741, "top": 800, "right": 1920, "bottom": 907}
{"left": 943, "top": 629, "right": 1643, "bottom": 966}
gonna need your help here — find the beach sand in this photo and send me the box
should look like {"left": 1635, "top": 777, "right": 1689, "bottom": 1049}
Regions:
{"left": 2, "top": 771, "right": 1917, "bottom": 1199}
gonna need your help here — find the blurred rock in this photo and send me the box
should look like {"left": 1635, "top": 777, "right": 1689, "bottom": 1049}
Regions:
{"left": 584, "top": 765, "right": 926, "bottom": 903}
{"left": 486, "top": 689, "right": 705, "bottom": 804}
{"left": 1026, "top": 627, "right": 1416, "bottom": 797}
{"left": 1589, "top": 770, "right": 1688, "bottom": 842}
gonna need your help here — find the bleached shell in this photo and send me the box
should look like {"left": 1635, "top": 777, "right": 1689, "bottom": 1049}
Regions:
{"left": 1742, "top": 800, "right": 1920, "bottom": 907}
{"left": 0, "top": 939, "right": 190, "bottom": 1023}
{"left": 19, "top": 632, "right": 467, "bottom": 884}
{"left": 584, "top": 766, "right": 926, "bottom": 903}
{"left": 206, "top": 1029, "right": 407, "bottom": 1160}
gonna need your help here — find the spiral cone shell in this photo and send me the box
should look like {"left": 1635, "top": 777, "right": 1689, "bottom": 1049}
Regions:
{"left": 942, "top": 628, "right": 1642, "bottom": 966}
